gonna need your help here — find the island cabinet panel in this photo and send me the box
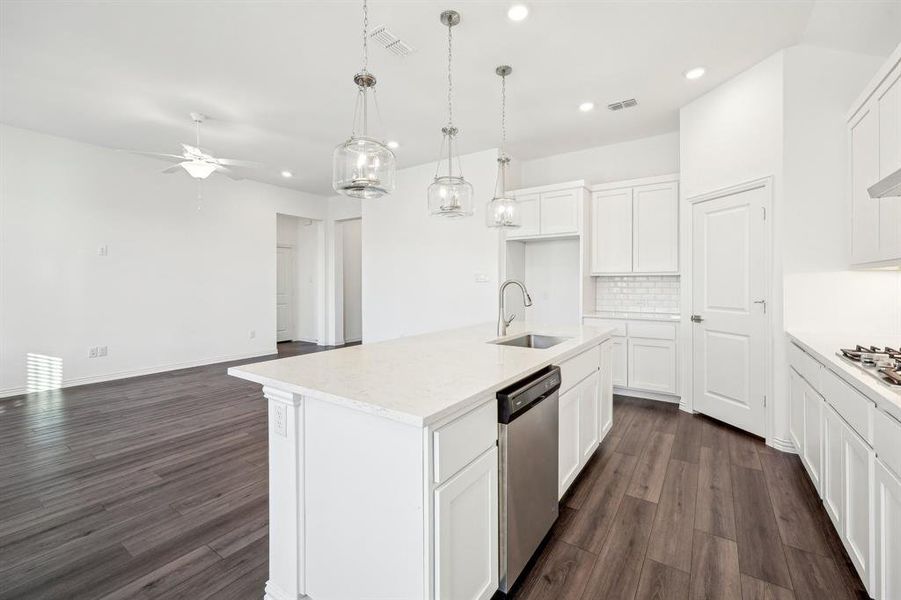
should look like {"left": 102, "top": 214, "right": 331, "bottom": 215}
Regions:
{"left": 558, "top": 384, "right": 581, "bottom": 498}
{"left": 874, "top": 458, "right": 901, "bottom": 600}
{"left": 433, "top": 400, "right": 498, "bottom": 484}
{"left": 434, "top": 446, "right": 499, "bottom": 600}
{"left": 579, "top": 371, "right": 601, "bottom": 463}
{"left": 558, "top": 345, "right": 605, "bottom": 498}
{"left": 599, "top": 339, "right": 614, "bottom": 436}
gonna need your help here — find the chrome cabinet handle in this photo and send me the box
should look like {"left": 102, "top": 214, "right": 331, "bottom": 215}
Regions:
{"left": 691, "top": 315, "right": 704, "bottom": 323}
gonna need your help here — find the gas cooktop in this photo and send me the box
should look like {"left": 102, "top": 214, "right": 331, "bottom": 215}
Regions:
{"left": 837, "top": 345, "right": 901, "bottom": 388}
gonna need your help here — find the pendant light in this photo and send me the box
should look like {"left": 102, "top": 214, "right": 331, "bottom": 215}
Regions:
{"left": 332, "top": 0, "right": 396, "bottom": 199}
{"left": 427, "top": 10, "right": 474, "bottom": 218}
{"left": 486, "top": 65, "right": 521, "bottom": 228}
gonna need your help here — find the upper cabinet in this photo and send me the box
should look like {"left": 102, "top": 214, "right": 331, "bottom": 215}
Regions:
{"left": 590, "top": 175, "right": 679, "bottom": 275}
{"left": 507, "top": 182, "right": 587, "bottom": 240}
{"left": 848, "top": 44, "right": 901, "bottom": 266}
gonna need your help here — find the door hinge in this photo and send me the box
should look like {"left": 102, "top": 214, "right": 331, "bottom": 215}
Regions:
{"left": 763, "top": 395, "right": 767, "bottom": 407}
{"left": 762, "top": 206, "right": 767, "bottom": 221}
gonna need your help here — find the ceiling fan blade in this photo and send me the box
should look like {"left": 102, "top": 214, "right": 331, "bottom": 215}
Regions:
{"left": 215, "top": 165, "right": 244, "bottom": 181}
{"left": 126, "top": 150, "right": 186, "bottom": 163}
{"left": 161, "top": 163, "right": 186, "bottom": 174}
{"left": 215, "top": 158, "right": 262, "bottom": 168}
{"left": 181, "top": 143, "right": 210, "bottom": 158}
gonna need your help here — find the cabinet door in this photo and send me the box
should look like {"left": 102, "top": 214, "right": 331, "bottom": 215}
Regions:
{"left": 842, "top": 422, "right": 873, "bottom": 591}
{"left": 802, "top": 380, "right": 823, "bottom": 494}
{"left": 579, "top": 372, "right": 600, "bottom": 463}
{"left": 632, "top": 182, "right": 679, "bottom": 273}
{"left": 611, "top": 336, "right": 627, "bottom": 387}
{"left": 599, "top": 340, "right": 614, "bottom": 437}
{"left": 558, "top": 386, "right": 580, "bottom": 499}
{"left": 434, "top": 446, "right": 499, "bottom": 600}
{"left": 627, "top": 337, "right": 677, "bottom": 394}
{"left": 878, "top": 64, "right": 901, "bottom": 179}
{"left": 850, "top": 106, "right": 881, "bottom": 264}
{"left": 540, "top": 189, "right": 580, "bottom": 235}
{"left": 823, "top": 403, "right": 844, "bottom": 529}
{"left": 507, "top": 193, "right": 540, "bottom": 239}
{"left": 874, "top": 458, "right": 901, "bottom": 600}
{"left": 789, "top": 368, "right": 805, "bottom": 453}
{"left": 591, "top": 189, "right": 633, "bottom": 273}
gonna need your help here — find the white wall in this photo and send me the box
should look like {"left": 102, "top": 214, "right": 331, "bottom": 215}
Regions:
{"left": 0, "top": 124, "right": 331, "bottom": 395}
{"left": 362, "top": 148, "right": 502, "bottom": 342}
{"left": 277, "top": 213, "right": 322, "bottom": 342}
{"left": 342, "top": 218, "right": 362, "bottom": 343}
{"left": 515, "top": 131, "right": 680, "bottom": 189}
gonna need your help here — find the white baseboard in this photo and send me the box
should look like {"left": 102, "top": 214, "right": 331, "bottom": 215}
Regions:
{"left": 768, "top": 436, "right": 797, "bottom": 454}
{"left": 344, "top": 336, "right": 362, "bottom": 344}
{"left": 614, "top": 386, "right": 681, "bottom": 404}
{"left": 0, "top": 349, "right": 276, "bottom": 399}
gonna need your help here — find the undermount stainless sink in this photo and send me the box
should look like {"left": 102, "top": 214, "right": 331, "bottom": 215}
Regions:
{"left": 492, "top": 334, "right": 571, "bottom": 349}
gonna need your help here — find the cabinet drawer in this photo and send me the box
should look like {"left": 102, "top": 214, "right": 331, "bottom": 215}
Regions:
{"left": 582, "top": 317, "right": 626, "bottom": 337}
{"left": 627, "top": 321, "right": 677, "bottom": 340}
{"left": 433, "top": 400, "right": 497, "bottom": 484}
{"left": 874, "top": 408, "right": 901, "bottom": 480}
{"left": 821, "top": 368, "right": 874, "bottom": 445}
{"left": 560, "top": 346, "right": 601, "bottom": 394}
{"left": 788, "top": 343, "right": 822, "bottom": 393}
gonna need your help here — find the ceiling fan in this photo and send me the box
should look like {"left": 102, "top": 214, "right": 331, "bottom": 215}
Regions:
{"left": 132, "top": 113, "right": 259, "bottom": 180}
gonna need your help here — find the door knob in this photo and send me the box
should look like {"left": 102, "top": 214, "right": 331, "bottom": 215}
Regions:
{"left": 691, "top": 315, "right": 704, "bottom": 323}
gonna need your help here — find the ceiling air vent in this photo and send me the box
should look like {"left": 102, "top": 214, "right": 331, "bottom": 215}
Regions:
{"left": 607, "top": 98, "right": 638, "bottom": 111}
{"left": 369, "top": 25, "right": 415, "bottom": 57}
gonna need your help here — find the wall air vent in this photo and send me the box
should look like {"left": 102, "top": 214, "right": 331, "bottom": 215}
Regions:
{"left": 607, "top": 98, "right": 638, "bottom": 111}
{"left": 370, "top": 25, "right": 415, "bottom": 57}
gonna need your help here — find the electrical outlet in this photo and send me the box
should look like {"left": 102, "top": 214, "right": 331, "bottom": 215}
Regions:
{"left": 88, "top": 347, "right": 98, "bottom": 358}
{"left": 272, "top": 404, "right": 287, "bottom": 437}
{"left": 97, "top": 245, "right": 109, "bottom": 256}
{"left": 98, "top": 346, "right": 107, "bottom": 357}
{"left": 249, "top": 329, "right": 256, "bottom": 339}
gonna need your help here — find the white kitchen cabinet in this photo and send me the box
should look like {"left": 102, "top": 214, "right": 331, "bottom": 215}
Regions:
{"left": 823, "top": 402, "right": 844, "bottom": 530}
{"left": 558, "top": 384, "right": 581, "bottom": 498}
{"left": 611, "top": 336, "right": 627, "bottom": 387}
{"left": 842, "top": 421, "right": 874, "bottom": 590}
{"left": 578, "top": 371, "right": 600, "bottom": 464}
{"left": 789, "top": 368, "right": 804, "bottom": 452}
{"left": 512, "top": 193, "right": 541, "bottom": 238}
{"left": 540, "top": 189, "right": 581, "bottom": 235}
{"left": 599, "top": 340, "right": 614, "bottom": 436}
{"left": 802, "top": 378, "right": 824, "bottom": 494}
{"left": 632, "top": 182, "right": 679, "bottom": 273}
{"left": 434, "top": 446, "right": 499, "bottom": 600}
{"left": 627, "top": 337, "right": 677, "bottom": 394}
{"left": 848, "top": 44, "right": 901, "bottom": 266}
{"left": 874, "top": 458, "right": 901, "bottom": 600}
{"left": 507, "top": 183, "right": 586, "bottom": 240}
{"left": 591, "top": 188, "right": 633, "bottom": 273}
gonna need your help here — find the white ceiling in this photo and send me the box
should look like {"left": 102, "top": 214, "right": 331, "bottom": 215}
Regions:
{"left": 2, "top": 1, "right": 899, "bottom": 195}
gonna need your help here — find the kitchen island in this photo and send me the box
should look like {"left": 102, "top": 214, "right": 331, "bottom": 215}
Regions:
{"left": 228, "top": 322, "right": 614, "bottom": 600}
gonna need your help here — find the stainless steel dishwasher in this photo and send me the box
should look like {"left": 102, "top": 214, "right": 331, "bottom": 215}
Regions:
{"left": 497, "top": 365, "right": 561, "bottom": 594}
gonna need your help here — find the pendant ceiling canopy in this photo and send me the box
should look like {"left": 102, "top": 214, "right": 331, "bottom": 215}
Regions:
{"left": 332, "top": 0, "right": 396, "bottom": 199}
{"left": 427, "top": 10, "right": 474, "bottom": 218}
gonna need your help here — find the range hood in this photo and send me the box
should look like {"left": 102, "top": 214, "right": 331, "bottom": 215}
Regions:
{"left": 868, "top": 166, "right": 901, "bottom": 198}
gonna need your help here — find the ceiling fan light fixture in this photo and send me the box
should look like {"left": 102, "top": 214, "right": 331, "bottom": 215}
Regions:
{"left": 181, "top": 160, "right": 218, "bottom": 179}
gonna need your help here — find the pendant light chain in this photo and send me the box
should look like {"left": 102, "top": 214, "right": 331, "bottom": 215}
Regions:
{"left": 361, "top": 0, "right": 369, "bottom": 72}
{"left": 500, "top": 72, "right": 507, "bottom": 156}
{"left": 446, "top": 21, "right": 453, "bottom": 127}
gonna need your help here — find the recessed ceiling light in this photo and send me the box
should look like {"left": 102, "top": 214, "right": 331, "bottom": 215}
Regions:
{"left": 387, "top": 140, "right": 399, "bottom": 150}
{"left": 684, "top": 66, "right": 706, "bottom": 80}
{"left": 579, "top": 102, "right": 595, "bottom": 112}
{"left": 507, "top": 4, "right": 529, "bottom": 22}
{"left": 281, "top": 170, "right": 293, "bottom": 178}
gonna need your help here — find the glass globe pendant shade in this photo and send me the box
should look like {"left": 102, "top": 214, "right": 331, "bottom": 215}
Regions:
{"left": 428, "top": 175, "right": 473, "bottom": 217}
{"left": 333, "top": 135, "right": 396, "bottom": 199}
{"left": 486, "top": 195, "right": 521, "bottom": 228}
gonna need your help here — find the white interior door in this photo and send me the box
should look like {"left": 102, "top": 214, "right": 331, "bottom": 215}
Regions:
{"left": 691, "top": 184, "right": 767, "bottom": 437}
{"left": 342, "top": 219, "right": 363, "bottom": 343}
{"left": 276, "top": 245, "right": 295, "bottom": 342}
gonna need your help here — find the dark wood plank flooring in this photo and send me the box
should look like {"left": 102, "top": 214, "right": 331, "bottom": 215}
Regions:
{"left": 1, "top": 353, "right": 867, "bottom": 599}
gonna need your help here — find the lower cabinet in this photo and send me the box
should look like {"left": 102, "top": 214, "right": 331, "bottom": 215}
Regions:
{"left": 611, "top": 336, "right": 627, "bottom": 387}
{"left": 874, "top": 458, "right": 901, "bottom": 600}
{"left": 434, "top": 446, "right": 499, "bottom": 600}
{"left": 789, "top": 368, "right": 804, "bottom": 451}
{"left": 599, "top": 340, "right": 614, "bottom": 436}
{"left": 842, "top": 423, "right": 874, "bottom": 589}
{"left": 627, "top": 337, "right": 677, "bottom": 394}
{"left": 822, "top": 403, "right": 844, "bottom": 529}
{"left": 558, "top": 370, "right": 601, "bottom": 498}
{"left": 802, "top": 379, "right": 824, "bottom": 494}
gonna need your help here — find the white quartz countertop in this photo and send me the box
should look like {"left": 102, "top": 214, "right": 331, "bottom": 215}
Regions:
{"left": 787, "top": 331, "right": 901, "bottom": 422}
{"left": 229, "top": 322, "right": 614, "bottom": 427}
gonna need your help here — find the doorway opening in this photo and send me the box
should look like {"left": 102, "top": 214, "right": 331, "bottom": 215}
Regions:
{"left": 276, "top": 214, "right": 323, "bottom": 345}
{"left": 339, "top": 218, "right": 363, "bottom": 344}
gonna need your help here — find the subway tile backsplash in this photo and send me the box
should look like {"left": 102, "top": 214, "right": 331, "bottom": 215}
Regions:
{"left": 595, "top": 275, "right": 680, "bottom": 315}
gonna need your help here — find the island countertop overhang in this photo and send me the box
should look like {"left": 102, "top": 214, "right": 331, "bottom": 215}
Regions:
{"left": 228, "top": 322, "right": 615, "bottom": 427}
